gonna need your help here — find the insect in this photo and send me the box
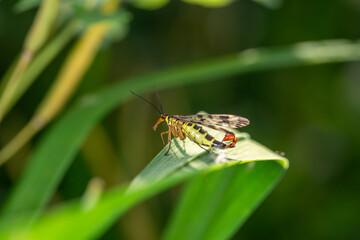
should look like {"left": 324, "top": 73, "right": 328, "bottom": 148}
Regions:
{"left": 131, "top": 91, "right": 250, "bottom": 155}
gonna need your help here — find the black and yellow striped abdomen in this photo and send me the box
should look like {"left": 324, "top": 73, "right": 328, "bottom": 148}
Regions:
{"left": 165, "top": 116, "right": 226, "bottom": 149}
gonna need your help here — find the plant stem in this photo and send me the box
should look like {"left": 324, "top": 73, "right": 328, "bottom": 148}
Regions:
{"left": 0, "top": 0, "right": 121, "bottom": 164}
{"left": 0, "top": 0, "right": 59, "bottom": 123}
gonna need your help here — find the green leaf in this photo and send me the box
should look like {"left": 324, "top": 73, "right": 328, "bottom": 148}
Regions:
{"left": 0, "top": 124, "right": 287, "bottom": 239}
{"left": 0, "top": 22, "right": 78, "bottom": 121}
{"left": 0, "top": 39, "right": 358, "bottom": 231}
{"left": 129, "top": 130, "right": 287, "bottom": 191}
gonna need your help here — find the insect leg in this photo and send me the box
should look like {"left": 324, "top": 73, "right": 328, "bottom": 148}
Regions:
{"left": 171, "top": 123, "right": 179, "bottom": 138}
{"left": 222, "top": 134, "right": 237, "bottom": 148}
{"left": 176, "top": 123, "right": 186, "bottom": 140}
{"left": 160, "top": 131, "right": 169, "bottom": 146}
{"left": 165, "top": 126, "right": 172, "bottom": 155}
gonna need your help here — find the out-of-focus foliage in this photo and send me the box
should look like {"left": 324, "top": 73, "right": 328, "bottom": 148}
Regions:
{"left": 0, "top": 0, "right": 359, "bottom": 239}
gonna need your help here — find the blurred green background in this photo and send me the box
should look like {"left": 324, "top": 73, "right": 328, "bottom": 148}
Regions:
{"left": 1, "top": 0, "right": 360, "bottom": 239}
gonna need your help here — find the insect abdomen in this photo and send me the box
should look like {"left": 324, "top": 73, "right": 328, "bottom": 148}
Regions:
{"left": 203, "top": 130, "right": 226, "bottom": 149}
{"left": 211, "top": 140, "right": 226, "bottom": 149}
{"left": 181, "top": 122, "right": 225, "bottom": 149}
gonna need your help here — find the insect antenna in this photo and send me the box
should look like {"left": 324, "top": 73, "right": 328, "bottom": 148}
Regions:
{"left": 154, "top": 87, "right": 164, "bottom": 114}
{"left": 130, "top": 90, "right": 162, "bottom": 115}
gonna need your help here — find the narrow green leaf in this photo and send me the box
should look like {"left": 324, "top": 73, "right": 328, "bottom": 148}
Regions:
{"left": 130, "top": 129, "right": 287, "bottom": 192}
{"left": 0, "top": 124, "right": 287, "bottom": 239}
{"left": 0, "top": 22, "right": 78, "bottom": 119}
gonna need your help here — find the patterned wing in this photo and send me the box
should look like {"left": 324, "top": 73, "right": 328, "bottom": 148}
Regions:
{"left": 174, "top": 114, "right": 250, "bottom": 128}
{"left": 191, "top": 121, "right": 235, "bottom": 135}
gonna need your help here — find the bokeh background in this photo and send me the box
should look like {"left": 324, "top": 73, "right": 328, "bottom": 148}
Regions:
{"left": 1, "top": 0, "right": 360, "bottom": 239}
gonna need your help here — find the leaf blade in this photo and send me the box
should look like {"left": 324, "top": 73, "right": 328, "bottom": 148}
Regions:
{"left": 0, "top": 136, "right": 287, "bottom": 240}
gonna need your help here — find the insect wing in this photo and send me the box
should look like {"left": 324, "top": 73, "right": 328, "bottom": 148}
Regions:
{"left": 174, "top": 114, "right": 250, "bottom": 128}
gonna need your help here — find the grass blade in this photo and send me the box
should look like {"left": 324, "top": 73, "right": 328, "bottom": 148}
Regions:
{"left": 0, "top": 126, "right": 287, "bottom": 239}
